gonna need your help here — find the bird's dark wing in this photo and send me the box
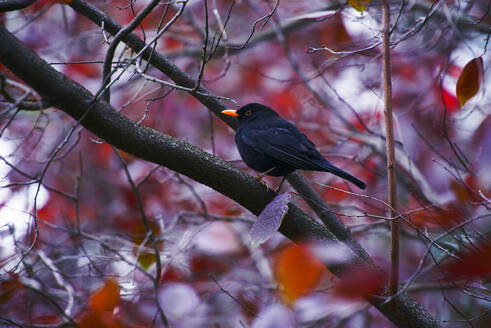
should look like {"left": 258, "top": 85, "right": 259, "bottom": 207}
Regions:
{"left": 238, "top": 118, "right": 367, "bottom": 189}
{"left": 239, "top": 121, "right": 324, "bottom": 170}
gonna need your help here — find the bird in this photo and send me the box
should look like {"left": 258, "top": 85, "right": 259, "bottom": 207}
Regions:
{"left": 221, "top": 103, "right": 366, "bottom": 189}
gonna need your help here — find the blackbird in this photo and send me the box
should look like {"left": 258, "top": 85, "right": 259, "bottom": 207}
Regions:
{"left": 221, "top": 103, "right": 366, "bottom": 189}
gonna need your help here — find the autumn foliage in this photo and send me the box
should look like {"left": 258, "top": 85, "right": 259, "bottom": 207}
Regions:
{"left": 0, "top": 0, "right": 490, "bottom": 327}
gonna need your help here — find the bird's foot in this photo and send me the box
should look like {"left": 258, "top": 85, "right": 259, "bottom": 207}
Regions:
{"left": 255, "top": 175, "right": 271, "bottom": 190}
{"left": 255, "top": 167, "right": 279, "bottom": 191}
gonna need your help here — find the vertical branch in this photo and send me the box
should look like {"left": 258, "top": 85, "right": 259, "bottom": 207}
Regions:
{"left": 381, "top": 0, "right": 399, "bottom": 295}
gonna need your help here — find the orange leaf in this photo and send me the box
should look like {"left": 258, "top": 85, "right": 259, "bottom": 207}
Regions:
{"left": 89, "top": 279, "right": 120, "bottom": 314}
{"left": 456, "top": 57, "right": 483, "bottom": 106}
{"left": 274, "top": 244, "right": 327, "bottom": 303}
{"left": 348, "top": 0, "right": 371, "bottom": 13}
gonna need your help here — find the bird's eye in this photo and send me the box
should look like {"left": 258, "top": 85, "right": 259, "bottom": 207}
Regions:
{"left": 244, "top": 110, "right": 252, "bottom": 116}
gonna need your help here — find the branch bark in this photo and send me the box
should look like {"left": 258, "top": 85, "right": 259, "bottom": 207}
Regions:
{"left": 0, "top": 0, "right": 36, "bottom": 12}
{"left": 381, "top": 0, "right": 399, "bottom": 296}
{"left": 0, "top": 18, "right": 439, "bottom": 328}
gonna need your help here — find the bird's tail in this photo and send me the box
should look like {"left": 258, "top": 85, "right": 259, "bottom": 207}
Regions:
{"left": 319, "top": 162, "right": 366, "bottom": 189}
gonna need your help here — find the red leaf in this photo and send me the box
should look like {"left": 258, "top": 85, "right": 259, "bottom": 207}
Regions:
{"left": 163, "top": 37, "right": 183, "bottom": 50}
{"left": 322, "top": 182, "right": 350, "bottom": 202}
{"left": 441, "top": 242, "right": 491, "bottom": 280}
{"left": 450, "top": 179, "right": 480, "bottom": 202}
{"left": 31, "top": 315, "right": 62, "bottom": 325}
{"left": 269, "top": 90, "right": 300, "bottom": 117}
{"left": 456, "top": 57, "right": 483, "bottom": 106}
{"left": 441, "top": 88, "right": 459, "bottom": 113}
{"left": 410, "top": 204, "right": 464, "bottom": 230}
{"left": 332, "top": 267, "right": 386, "bottom": 299}
{"left": 0, "top": 274, "right": 22, "bottom": 305}
{"left": 190, "top": 254, "right": 232, "bottom": 280}
{"left": 67, "top": 61, "right": 100, "bottom": 78}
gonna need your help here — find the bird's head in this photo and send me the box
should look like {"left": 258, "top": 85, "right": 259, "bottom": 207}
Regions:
{"left": 221, "top": 103, "right": 279, "bottom": 124}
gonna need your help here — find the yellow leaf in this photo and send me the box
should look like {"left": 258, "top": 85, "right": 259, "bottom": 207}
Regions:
{"left": 348, "top": 0, "right": 371, "bottom": 13}
{"left": 456, "top": 57, "right": 483, "bottom": 106}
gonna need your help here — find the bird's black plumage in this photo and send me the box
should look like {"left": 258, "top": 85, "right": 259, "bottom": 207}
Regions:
{"left": 222, "top": 103, "right": 366, "bottom": 189}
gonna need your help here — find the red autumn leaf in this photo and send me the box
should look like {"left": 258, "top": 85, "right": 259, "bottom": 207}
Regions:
{"left": 332, "top": 267, "right": 386, "bottom": 299}
{"left": 37, "top": 198, "right": 58, "bottom": 223}
{"left": 411, "top": 203, "right": 465, "bottom": 230}
{"left": 274, "top": 244, "right": 328, "bottom": 303}
{"left": 0, "top": 274, "right": 22, "bottom": 305}
{"left": 441, "top": 242, "right": 491, "bottom": 280}
{"left": 31, "top": 315, "right": 62, "bottom": 325}
{"left": 456, "top": 57, "right": 483, "bottom": 107}
{"left": 322, "top": 182, "right": 350, "bottom": 202}
{"left": 269, "top": 89, "right": 300, "bottom": 117}
{"left": 160, "top": 266, "right": 184, "bottom": 283}
{"left": 190, "top": 254, "right": 232, "bottom": 280}
{"left": 450, "top": 179, "right": 480, "bottom": 202}
{"left": 441, "top": 87, "right": 459, "bottom": 113}
{"left": 68, "top": 61, "right": 100, "bottom": 79}
{"left": 397, "top": 63, "right": 417, "bottom": 81}
{"left": 240, "top": 62, "right": 265, "bottom": 91}
{"left": 164, "top": 37, "right": 183, "bottom": 50}
{"left": 37, "top": 194, "right": 74, "bottom": 223}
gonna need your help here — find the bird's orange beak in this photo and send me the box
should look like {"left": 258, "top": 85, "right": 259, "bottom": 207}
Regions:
{"left": 221, "top": 109, "right": 239, "bottom": 117}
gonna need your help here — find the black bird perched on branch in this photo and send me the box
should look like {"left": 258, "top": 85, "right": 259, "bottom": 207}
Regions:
{"left": 221, "top": 103, "right": 366, "bottom": 189}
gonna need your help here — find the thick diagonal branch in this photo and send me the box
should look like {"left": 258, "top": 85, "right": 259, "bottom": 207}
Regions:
{"left": 0, "top": 21, "right": 439, "bottom": 328}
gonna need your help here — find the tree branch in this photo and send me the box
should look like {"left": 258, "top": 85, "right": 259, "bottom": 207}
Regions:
{"left": 0, "top": 0, "right": 35, "bottom": 12}
{"left": 0, "top": 19, "right": 440, "bottom": 328}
